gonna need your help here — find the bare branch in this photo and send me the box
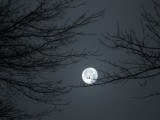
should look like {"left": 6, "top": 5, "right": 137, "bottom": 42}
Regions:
{"left": 0, "top": 0, "right": 104, "bottom": 119}
{"left": 98, "top": 0, "right": 160, "bottom": 98}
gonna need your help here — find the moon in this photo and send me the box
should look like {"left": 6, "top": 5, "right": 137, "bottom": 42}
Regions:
{"left": 82, "top": 67, "right": 98, "bottom": 84}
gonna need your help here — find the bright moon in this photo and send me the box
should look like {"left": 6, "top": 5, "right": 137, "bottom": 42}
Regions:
{"left": 82, "top": 67, "right": 98, "bottom": 84}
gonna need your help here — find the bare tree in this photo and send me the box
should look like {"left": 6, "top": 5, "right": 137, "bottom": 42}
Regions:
{"left": 98, "top": 0, "right": 160, "bottom": 98}
{"left": 0, "top": 0, "right": 104, "bottom": 119}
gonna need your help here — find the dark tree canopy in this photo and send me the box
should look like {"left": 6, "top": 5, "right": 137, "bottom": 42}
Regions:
{"left": 0, "top": 0, "right": 104, "bottom": 119}
{"left": 98, "top": 0, "right": 160, "bottom": 98}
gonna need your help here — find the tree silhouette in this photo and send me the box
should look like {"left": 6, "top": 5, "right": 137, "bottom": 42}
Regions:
{"left": 98, "top": 0, "right": 160, "bottom": 98}
{"left": 0, "top": 0, "right": 104, "bottom": 119}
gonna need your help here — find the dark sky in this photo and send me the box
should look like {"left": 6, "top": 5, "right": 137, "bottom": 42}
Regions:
{"left": 17, "top": 0, "right": 160, "bottom": 120}
{"left": 43, "top": 0, "right": 160, "bottom": 120}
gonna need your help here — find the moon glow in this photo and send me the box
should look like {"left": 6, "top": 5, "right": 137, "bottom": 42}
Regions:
{"left": 82, "top": 67, "right": 98, "bottom": 84}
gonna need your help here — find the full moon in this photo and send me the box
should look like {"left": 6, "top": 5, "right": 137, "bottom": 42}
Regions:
{"left": 82, "top": 67, "right": 98, "bottom": 84}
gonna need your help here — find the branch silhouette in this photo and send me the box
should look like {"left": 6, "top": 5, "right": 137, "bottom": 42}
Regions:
{"left": 97, "top": 0, "right": 160, "bottom": 98}
{"left": 67, "top": 0, "right": 160, "bottom": 99}
{"left": 0, "top": 0, "right": 104, "bottom": 119}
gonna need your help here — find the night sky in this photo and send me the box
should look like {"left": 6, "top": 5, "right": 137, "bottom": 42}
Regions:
{"left": 47, "top": 0, "right": 160, "bottom": 120}
{"left": 8, "top": 0, "right": 160, "bottom": 120}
